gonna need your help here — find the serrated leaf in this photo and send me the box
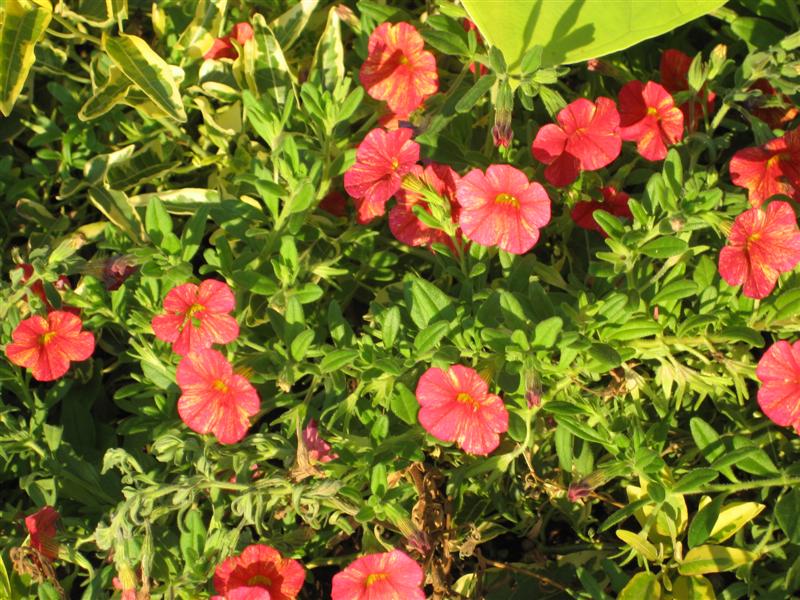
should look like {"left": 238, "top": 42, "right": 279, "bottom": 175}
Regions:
{"left": 103, "top": 33, "right": 187, "bottom": 122}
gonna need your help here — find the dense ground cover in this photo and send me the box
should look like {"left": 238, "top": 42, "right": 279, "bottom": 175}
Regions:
{"left": 2, "top": 0, "right": 800, "bottom": 598}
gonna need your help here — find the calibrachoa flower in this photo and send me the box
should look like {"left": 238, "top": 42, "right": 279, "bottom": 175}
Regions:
{"left": 204, "top": 22, "right": 254, "bottom": 60}
{"left": 729, "top": 129, "right": 800, "bottom": 207}
{"left": 212, "top": 544, "right": 305, "bottom": 600}
{"left": 750, "top": 79, "right": 799, "bottom": 130}
{"left": 360, "top": 22, "right": 438, "bottom": 116}
{"left": 302, "top": 419, "right": 338, "bottom": 463}
{"left": 151, "top": 279, "right": 239, "bottom": 356}
{"left": 343, "top": 127, "right": 420, "bottom": 224}
{"left": 331, "top": 549, "right": 425, "bottom": 600}
{"left": 5, "top": 311, "right": 94, "bottom": 381}
{"left": 571, "top": 186, "right": 632, "bottom": 236}
{"left": 618, "top": 80, "right": 684, "bottom": 161}
{"left": 415, "top": 364, "right": 509, "bottom": 455}
{"left": 531, "top": 97, "right": 622, "bottom": 187}
{"left": 756, "top": 340, "right": 800, "bottom": 434}
{"left": 390, "top": 163, "right": 460, "bottom": 249}
{"left": 660, "top": 48, "right": 716, "bottom": 129}
{"left": 176, "top": 349, "right": 260, "bottom": 444}
{"left": 456, "top": 164, "right": 551, "bottom": 255}
{"left": 718, "top": 200, "right": 800, "bottom": 299}
{"left": 15, "top": 264, "right": 77, "bottom": 314}
{"left": 25, "top": 506, "right": 59, "bottom": 560}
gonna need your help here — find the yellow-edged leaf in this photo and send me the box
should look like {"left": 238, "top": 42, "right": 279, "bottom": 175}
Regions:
{"left": 0, "top": 0, "right": 52, "bottom": 116}
{"left": 102, "top": 32, "right": 187, "bottom": 122}
{"left": 678, "top": 545, "right": 758, "bottom": 576}
{"left": 708, "top": 502, "right": 765, "bottom": 543}
{"left": 78, "top": 65, "right": 133, "bottom": 121}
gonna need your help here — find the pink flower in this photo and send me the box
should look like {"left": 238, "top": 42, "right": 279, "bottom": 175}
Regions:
{"left": 718, "top": 200, "right": 800, "bottom": 299}
{"left": 757, "top": 340, "right": 800, "bottom": 434}
{"left": 531, "top": 97, "right": 622, "bottom": 187}
{"left": 618, "top": 80, "right": 684, "bottom": 161}
{"left": 571, "top": 186, "right": 632, "bottom": 236}
{"left": 5, "top": 311, "right": 95, "bottom": 382}
{"left": 729, "top": 130, "right": 800, "bottom": 207}
{"left": 331, "top": 550, "right": 425, "bottom": 600}
{"left": 14, "top": 264, "right": 75, "bottom": 313}
{"left": 302, "top": 419, "right": 337, "bottom": 463}
{"left": 389, "top": 163, "right": 460, "bottom": 249}
{"left": 359, "top": 22, "right": 438, "bottom": 116}
{"left": 25, "top": 506, "right": 59, "bottom": 560}
{"left": 415, "top": 364, "right": 509, "bottom": 455}
{"left": 343, "top": 128, "right": 420, "bottom": 224}
{"left": 176, "top": 349, "right": 260, "bottom": 444}
{"left": 151, "top": 280, "right": 239, "bottom": 356}
{"left": 204, "top": 22, "right": 254, "bottom": 60}
{"left": 213, "top": 544, "right": 305, "bottom": 600}
{"left": 456, "top": 164, "right": 551, "bottom": 255}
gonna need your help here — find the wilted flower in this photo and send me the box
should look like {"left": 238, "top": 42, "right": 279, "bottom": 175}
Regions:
{"left": 319, "top": 191, "right": 348, "bottom": 217}
{"left": 302, "top": 419, "right": 338, "bottom": 463}
{"left": 456, "top": 164, "right": 551, "bottom": 255}
{"left": 531, "top": 97, "right": 622, "bottom": 187}
{"left": 25, "top": 506, "right": 59, "bottom": 560}
{"left": 416, "top": 364, "right": 509, "bottom": 455}
{"left": 6, "top": 311, "right": 95, "bottom": 381}
{"left": 331, "top": 550, "right": 425, "bottom": 600}
{"left": 718, "top": 200, "right": 800, "bottom": 299}
{"left": 151, "top": 279, "right": 239, "bottom": 356}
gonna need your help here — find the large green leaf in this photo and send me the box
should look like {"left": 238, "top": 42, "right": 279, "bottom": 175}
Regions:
{"left": 0, "top": 0, "right": 52, "bottom": 116}
{"left": 102, "top": 32, "right": 187, "bottom": 122}
{"left": 461, "top": 0, "right": 727, "bottom": 70}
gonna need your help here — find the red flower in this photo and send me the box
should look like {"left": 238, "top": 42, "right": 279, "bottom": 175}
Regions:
{"left": 463, "top": 19, "right": 488, "bottom": 76}
{"left": 331, "top": 550, "right": 425, "bottom": 600}
{"left": 757, "top": 340, "right": 800, "bottom": 434}
{"left": 25, "top": 506, "right": 59, "bottom": 560}
{"left": 571, "top": 186, "right": 632, "bottom": 236}
{"left": 360, "top": 22, "right": 438, "bottom": 116}
{"left": 416, "top": 364, "right": 509, "bottom": 455}
{"left": 456, "top": 164, "right": 551, "bottom": 255}
{"left": 302, "top": 419, "right": 338, "bottom": 463}
{"left": 204, "top": 22, "right": 254, "bottom": 60}
{"left": 750, "top": 79, "right": 799, "bottom": 130}
{"left": 531, "top": 97, "right": 622, "bottom": 187}
{"left": 320, "top": 191, "right": 348, "bottom": 217}
{"left": 5, "top": 311, "right": 94, "bottom": 382}
{"left": 212, "top": 544, "right": 305, "bottom": 600}
{"left": 729, "top": 129, "right": 800, "bottom": 207}
{"left": 15, "top": 264, "right": 77, "bottom": 314}
{"left": 619, "top": 80, "right": 684, "bottom": 161}
{"left": 176, "top": 349, "right": 260, "bottom": 445}
{"left": 718, "top": 200, "right": 800, "bottom": 299}
{"left": 390, "top": 163, "right": 460, "bottom": 249}
{"left": 151, "top": 279, "right": 239, "bottom": 356}
{"left": 659, "top": 49, "right": 716, "bottom": 129}
{"left": 343, "top": 128, "right": 420, "bottom": 224}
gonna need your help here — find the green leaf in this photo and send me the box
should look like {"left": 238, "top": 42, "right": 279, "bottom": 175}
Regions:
{"left": 390, "top": 383, "right": 419, "bottom": 426}
{"left": 0, "top": 0, "right": 52, "bottom": 116}
{"left": 455, "top": 73, "right": 497, "bottom": 113}
{"left": 309, "top": 6, "right": 345, "bottom": 91}
{"left": 103, "top": 33, "right": 187, "bottom": 122}
{"left": 78, "top": 65, "right": 133, "bottom": 121}
{"left": 616, "top": 529, "right": 657, "bottom": 562}
{"left": 731, "top": 16, "right": 785, "bottom": 49}
{"left": 776, "top": 489, "right": 800, "bottom": 544}
{"left": 461, "top": 0, "right": 725, "bottom": 70}
{"left": 272, "top": 0, "right": 318, "bottom": 50}
{"left": 0, "top": 552, "right": 11, "bottom": 600}
{"left": 652, "top": 280, "right": 699, "bottom": 305}
{"left": 533, "top": 316, "right": 562, "bottom": 348}
{"left": 678, "top": 545, "right": 758, "bottom": 576}
{"left": 145, "top": 197, "right": 172, "bottom": 246}
{"left": 671, "top": 575, "right": 716, "bottom": 600}
{"left": 290, "top": 330, "right": 315, "bottom": 362}
{"left": 319, "top": 349, "right": 358, "bottom": 373}
{"left": 413, "top": 321, "right": 450, "bottom": 354}
{"left": 619, "top": 572, "right": 661, "bottom": 600}
{"left": 688, "top": 495, "right": 725, "bottom": 548}
{"left": 605, "top": 319, "right": 661, "bottom": 341}
{"left": 88, "top": 187, "right": 146, "bottom": 244}
{"left": 708, "top": 502, "right": 765, "bottom": 543}
{"left": 245, "top": 14, "right": 294, "bottom": 106}
{"left": 672, "top": 469, "right": 718, "bottom": 494}
{"left": 640, "top": 237, "right": 688, "bottom": 259}
{"left": 404, "top": 276, "right": 455, "bottom": 329}
{"left": 181, "top": 205, "right": 210, "bottom": 262}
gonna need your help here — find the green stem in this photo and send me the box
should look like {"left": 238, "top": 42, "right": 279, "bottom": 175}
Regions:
{"left": 680, "top": 475, "right": 800, "bottom": 495}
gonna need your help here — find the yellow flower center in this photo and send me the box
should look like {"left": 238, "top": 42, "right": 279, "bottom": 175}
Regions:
{"left": 456, "top": 392, "right": 481, "bottom": 411}
{"left": 391, "top": 158, "right": 400, "bottom": 170}
{"left": 746, "top": 231, "right": 761, "bottom": 250}
{"left": 365, "top": 572, "right": 388, "bottom": 587}
{"left": 40, "top": 331, "right": 57, "bottom": 345}
{"left": 647, "top": 106, "right": 658, "bottom": 117}
{"left": 212, "top": 379, "right": 229, "bottom": 393}
{"left": 399, "top": 55, "right": 409, "bottom": 65}
{"left": 247, "top": 575, "right": 272, "bottom": 587}
{"left": 187, "top": 303, "right": 204, "bottom": 317}
{"left": 495, "top": 193, "right": 519, "bottom": 208}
